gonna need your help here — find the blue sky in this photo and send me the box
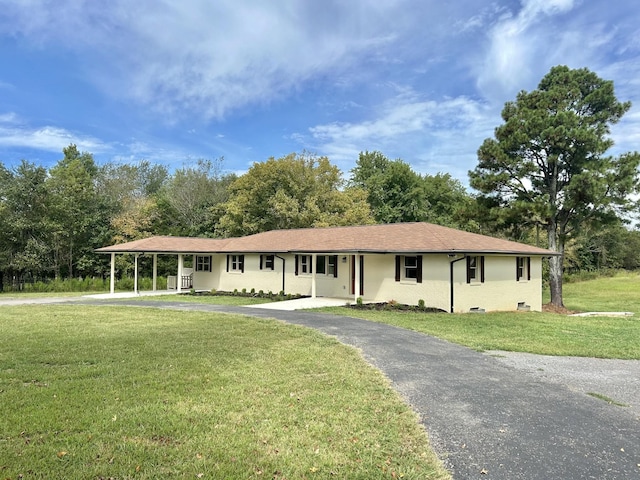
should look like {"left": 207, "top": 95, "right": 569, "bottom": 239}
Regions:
{"left": 0, "top": 0, "right": 639, "bottom": 186}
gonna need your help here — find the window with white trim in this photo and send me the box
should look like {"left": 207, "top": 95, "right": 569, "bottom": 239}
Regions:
{"left": 195, "top": 255, "right": 211, "bottom": 272}
{"left": 327, "top": 255, "right": 337, "bottom": 277}
{"left": 395, "top": 255, "right": 422, "bottom": 283}
{"left": 466, "top": 256, "right": 484, "bottom": 283}
{"left": 404, "top": 256, "right": 418, "bottom": 279}
{"left": 517, "top": 256, "right": 530, "bottom": 281}
{"left": 228, "top": 254, "right": 244, "bottom": 272}
{"left": 315, "top": 255, "right": 338, "bottom": 277}
{"left": 300, "top": 255, "right": 310, "bottom": 274}
{"left": 260, "top": 255, "right": 275, "bottom": 270}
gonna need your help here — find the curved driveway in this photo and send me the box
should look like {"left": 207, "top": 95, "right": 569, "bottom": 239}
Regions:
{"left": 50, "top": 299, "right": 640, "bottom": 478}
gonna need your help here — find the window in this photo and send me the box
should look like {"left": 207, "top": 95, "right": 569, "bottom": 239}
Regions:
{"left": 327, "top": 255, "right": 337, "bottom": 277}
{"left": 295, "top": 255, "right": 312, "bottom": 275}
{"left": 315, "top": 255, "right": 338, "bottom": 277}
{"left": 395, "top": 255, "right": 422, "bottom": 283}
{"left": 404, "top": 256, "right": 418, "bottom": 279}
{"left": 227, "top": 254, "right": 244, "bottom": 273}
{"left": 195, "top": 255, "right": 211, "bottom": 272}
{"left": 260, "top": 255, "right": 275, "bottom": 270}
{"left": 517, "top": 256, "right": 530, "bottom": 281}
{"left": 296, "top": 255, "right": 337, "bottom": 277}
{"left": 466, "top": 256, "right": 484, "bottom": 284}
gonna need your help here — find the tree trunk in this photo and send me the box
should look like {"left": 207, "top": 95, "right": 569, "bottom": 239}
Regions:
{"left": 547, "top": 225, "right": 564, "bottom": 307}
{"left": 69, "top": 241, "right": 73, "bottom": 279}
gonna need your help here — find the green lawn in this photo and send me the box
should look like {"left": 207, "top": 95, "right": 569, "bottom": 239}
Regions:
{"left": 0, "top": 305, "right": 449, "bottom": 479}
{"left": 557, "top": 271, "right": 640, "bottom": 313}
{"left": 0, "top": 291, "right": 102, "bottom": 299}
{"left": 318, "top": 273, "right": 640, "bottom": 359}
{"left": 126, "top": 293, "right": 274, "bottom": 306}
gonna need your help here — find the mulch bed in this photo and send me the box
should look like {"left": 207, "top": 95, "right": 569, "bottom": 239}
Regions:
{"left": 348, "top": 302, "right": 447, "bottom": 313}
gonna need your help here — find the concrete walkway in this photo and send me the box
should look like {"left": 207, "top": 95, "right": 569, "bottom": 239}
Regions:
{"left": 0, "top": 290, "right": 180, "bottom": 306}
{"left": 4, "top": 297, "right": 640, "bottom": 478}
{"left": 247, "top": 296, "right": 349, "bottom": 310}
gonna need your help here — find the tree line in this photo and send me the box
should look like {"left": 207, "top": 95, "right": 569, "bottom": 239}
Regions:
{"left": 1, "top": 66, "right": 639, "bottom": 306}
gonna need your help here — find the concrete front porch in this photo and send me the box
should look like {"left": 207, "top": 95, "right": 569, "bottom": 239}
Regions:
{"left": 84, "top": 290, "right": 182, "bottom": 300}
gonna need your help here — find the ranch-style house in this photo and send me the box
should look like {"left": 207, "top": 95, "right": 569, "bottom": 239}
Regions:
{"left": 97, "top": 222, "right": 556, "bottom": 312}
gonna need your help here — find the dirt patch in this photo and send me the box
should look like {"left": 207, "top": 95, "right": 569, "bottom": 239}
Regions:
{"left": 542, "top": 303, "right": 579, "bottom": 315}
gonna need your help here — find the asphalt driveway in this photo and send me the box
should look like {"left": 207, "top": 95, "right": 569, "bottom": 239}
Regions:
{"left": 24, "top": 298, "right": 640, "bottom": 478}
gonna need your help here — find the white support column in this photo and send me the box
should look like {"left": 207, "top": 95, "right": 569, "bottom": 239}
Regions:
{"left": 134, "top": 253, "right": 139, "bottom": 294}
{"left": 177, "top": 254, "right": 183, "bottom": 293}
{"left": 152, "top": 254, "right": 158, "bottom": 291}
{"left": 311, "top": 253, "right": 317, "bottom": 298}
{"left": 354, "top": 254, "right": 360, "bottom": 303}
{"left": 110, "top": 253, "right": 115, "bottom": 294}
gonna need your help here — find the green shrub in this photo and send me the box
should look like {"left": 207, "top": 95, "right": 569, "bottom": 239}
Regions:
{"left": 418, "top": 299, "right": 426, "bottom": 310}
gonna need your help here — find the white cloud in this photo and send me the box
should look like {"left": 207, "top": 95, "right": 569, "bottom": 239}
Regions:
{"left": 0, "top": 114, "right": 108, "bottom": 153}
{"left": 476, "top": 0, "right": 580, "bottom": 101}
{"left": 298, "top": 91, "right": 497, "bottom": 183}
{"left": 0, "top": 0, "right": 407, "bottom": 121}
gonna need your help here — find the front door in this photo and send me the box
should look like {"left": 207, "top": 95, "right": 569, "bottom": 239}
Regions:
{"left": 350, "top": 255, "right": 364, "bottom": 296}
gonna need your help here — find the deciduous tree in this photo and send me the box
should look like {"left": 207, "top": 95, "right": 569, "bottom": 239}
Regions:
{"left": 218, "top": 152, "right": 374, "bottom": 236}
{"left": 157, "top": 158, "right": 235, "bottom": 236}
{"left": 350, "top": 151, "right": 428, "bottom": 223}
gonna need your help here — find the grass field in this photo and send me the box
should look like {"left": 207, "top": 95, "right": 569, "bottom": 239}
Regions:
{"left": 0, "top": 305, "right": 449, "bottom": 479}
{"left": 127, "top": 293, "right": 275, "bottom": 306}
{"left": 318, "top": 272, "right": 640, "bottom": 359}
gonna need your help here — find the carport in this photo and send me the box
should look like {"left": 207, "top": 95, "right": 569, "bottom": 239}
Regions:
{"left": 95, "top": 236, "right": 231, "bottom": 295}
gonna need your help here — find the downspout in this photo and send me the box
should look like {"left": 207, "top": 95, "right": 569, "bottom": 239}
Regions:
{"left": 275, "top": 255, "right": 286, "bottom": 293}
{"left": 449, "top": 254, "right": 466, "bottom": 313}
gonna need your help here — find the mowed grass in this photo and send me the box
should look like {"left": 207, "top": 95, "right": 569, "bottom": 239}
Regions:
{"left": 126, "top": 293, "right": 274, "bottom": 306}
{"left": 0, "top": 306, "right": 449, "bottom": 480}
{"left": 319, "top": 273, "right": 640, "bottom": 359}
{"left": 558, "top": 271, "right": 640, "bottom": 313}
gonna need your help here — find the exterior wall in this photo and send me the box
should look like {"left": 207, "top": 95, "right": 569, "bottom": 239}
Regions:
{"left": 194, "top": 254, "right": 349, "bottom": 296}
{"left": 192, "top": 256, "right": 223, "bottom": 291}
{"left": 452, "top": 256, "right": 542, "bottom": 312}
{"left": 191, "top": 252, "right": 544, "bottom": 312}
{"left": 361, "top": 254, "right": 450, "bottom": 311}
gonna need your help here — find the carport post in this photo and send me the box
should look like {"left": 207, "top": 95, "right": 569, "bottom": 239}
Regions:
{"left": 311, "top": 254, "right": 317, "bottom": 298}
{"left": 134, "top": 253, "right": 139, "bottom": 294}
{"left": 354, "top": 254, "right": 360, "bottom": 303}
{"left": 110, "top": 253, "right": 115, "bottom": 294}
{"left": 152, "top": 254, "right": 158, "bottom": 291}
{"left": 177, "top": 254, "right": 183, "bottom": 293}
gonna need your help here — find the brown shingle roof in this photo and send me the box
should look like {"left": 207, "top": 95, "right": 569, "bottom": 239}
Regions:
{"left": 95, "top": 236, "right": 233, "bottom": 253}
{"left": 97, "top": 223, "right": 556, "bottom": 256}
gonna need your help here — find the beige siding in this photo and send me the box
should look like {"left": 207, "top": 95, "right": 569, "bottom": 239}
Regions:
{"left": 452, "top": 256, "right": 542, "bottom": 312}
{"left": 192, "top": 255, "right": 223, "bottom": 291}
{"left": 192, "top": 252, "right": 544, "bottom": 312}
{"left": 361, "top": 254, "right": 450, "bottom": 311}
